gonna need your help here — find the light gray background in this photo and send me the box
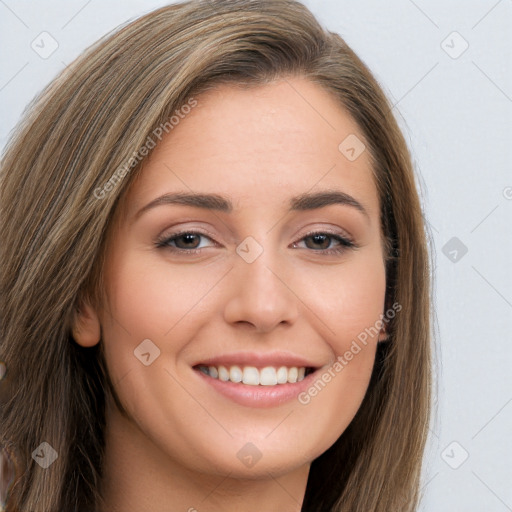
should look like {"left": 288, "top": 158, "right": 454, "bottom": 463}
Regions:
{"left": 1, "top": 1, "right": 511, "bottom": 510}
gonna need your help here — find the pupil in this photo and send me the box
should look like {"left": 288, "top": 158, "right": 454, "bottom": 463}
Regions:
{"left": 180, "top": 234, "right": 199, "bottom": 248}
{"left": 309, "top": 234, "right": 329, "bottom": 249}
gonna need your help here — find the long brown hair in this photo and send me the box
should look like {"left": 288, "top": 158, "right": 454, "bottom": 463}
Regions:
{"left": 0, "top": 1, "right": 431, "bottom": 510}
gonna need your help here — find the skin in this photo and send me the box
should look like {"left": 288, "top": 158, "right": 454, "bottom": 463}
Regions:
{"left": 73, "top": 76, "right": 387, "bottom": 512}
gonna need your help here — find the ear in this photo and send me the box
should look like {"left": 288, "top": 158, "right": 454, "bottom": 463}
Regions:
{"left": 378, "top": 323, "right": 389, "bottom": 343}
{"left": 72, "top": 299, "right": 101, "bottom": 347}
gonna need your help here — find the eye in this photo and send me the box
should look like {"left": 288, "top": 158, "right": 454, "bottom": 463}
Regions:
{"left": 155, "top": 231, "right": 216, "bottom": 253}
{"left": 292, "top": 231, "right": 355, "bottom": 255}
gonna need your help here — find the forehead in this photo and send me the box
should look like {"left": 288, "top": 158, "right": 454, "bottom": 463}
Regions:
{"left": 124, "top": 77, "right": 379, "bottom": 219}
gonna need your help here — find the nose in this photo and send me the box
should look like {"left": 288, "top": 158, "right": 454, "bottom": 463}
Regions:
{"left": 222, "top": 247, "right": 299, "bottom": 333}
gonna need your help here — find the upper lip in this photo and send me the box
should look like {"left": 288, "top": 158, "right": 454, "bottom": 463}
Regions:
{"left": 192, "top": 351, "right": 321, "bottom": 370}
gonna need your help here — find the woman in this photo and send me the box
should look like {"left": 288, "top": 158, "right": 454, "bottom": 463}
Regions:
{"left": 0, "top": 0, "right": 432, "bottom": 510}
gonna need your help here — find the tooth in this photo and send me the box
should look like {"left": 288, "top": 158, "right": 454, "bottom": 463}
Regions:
{"left": 276, "top": 366, "right": 288, "bottom": 384}
{"left": 218, "top": 365, "right": 229, "bottom": 381}
{"left": 205, "top": 364, "right": 308, "bottom": 385}
{"left": 287, "top": 367, "right": 298, "bottom": 383}
{"left": 198, "top": 365, "right": 209, "bottom": 375}
{"left": 229, "top": 365, "right": 243, "bottom": 383}
{"left": 260, "top": 366, "right": 278, "bottom": 386}
{"left": 242, "top": 366, "right": 260, "bottom": 385}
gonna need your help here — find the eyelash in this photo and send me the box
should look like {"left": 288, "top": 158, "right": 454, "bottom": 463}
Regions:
{"left": 155, "top": 229, "right": 356, "bottom": 256}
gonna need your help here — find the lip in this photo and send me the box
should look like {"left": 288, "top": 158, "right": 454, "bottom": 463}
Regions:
{"left": 191, "top": 350, "right": 321, "bottom": 370}
{"left": 194, "top": 369, "right": 320, "bottom": 408}
{"left": 191, "top": 351, "right": 323, "bottom": 408}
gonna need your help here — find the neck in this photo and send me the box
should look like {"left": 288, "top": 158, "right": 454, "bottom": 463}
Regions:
{"left": 98, "top": 402, "right": 310, "bottom": 512}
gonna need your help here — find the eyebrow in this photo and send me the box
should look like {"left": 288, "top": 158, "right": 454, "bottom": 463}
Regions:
{"left": 134, "top": 190, "right": 369, "bottom": 220}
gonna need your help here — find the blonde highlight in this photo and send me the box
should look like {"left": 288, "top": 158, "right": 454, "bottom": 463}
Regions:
{"left": 0, "top": 1, "right": 431, "bottom": 511}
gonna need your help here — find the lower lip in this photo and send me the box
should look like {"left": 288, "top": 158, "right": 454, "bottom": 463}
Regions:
{"left": 194, "top": 369, "right": 318, "bottom": 408}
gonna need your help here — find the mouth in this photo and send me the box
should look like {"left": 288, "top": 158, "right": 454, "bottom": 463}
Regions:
{"left": 193, "top": 364, "right": 316, "bottom": 386}
{"left": 190, "top": 352, "right": 323, "bottom": 408}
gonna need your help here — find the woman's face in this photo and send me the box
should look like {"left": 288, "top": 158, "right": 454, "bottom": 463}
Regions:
{"left": 91, "top": 77, "right": 387, "bottom": 478}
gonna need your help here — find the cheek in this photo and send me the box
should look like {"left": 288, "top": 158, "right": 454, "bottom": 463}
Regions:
{"left": 298, "top": 250, "right": 387, "bottom": 350}
{"left": 291, "top": 251, "right": 386, "bottom": 427}
{"left": 102, "top": 251, "right": 222, "bottom": 336}
{"left": 99, "top": 250, "right": 233, "bottom": 385}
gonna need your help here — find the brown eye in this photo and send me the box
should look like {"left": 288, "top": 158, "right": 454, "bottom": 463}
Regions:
{"left": 155, "top": 231, "right": 216, "bottom": 252}
{"left": 292, "top": 231, "right": 355, "bottom": 255}
{"left": 304, "top": 234, "right": 333, "bottom": 250}
{"left": 173, "top": 233, "right": 202, "bottom": 249}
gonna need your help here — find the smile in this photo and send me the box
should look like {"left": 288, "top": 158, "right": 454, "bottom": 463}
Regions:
{"left": 191, "top": 351, "right": 323, "bottom": 407}
{"left": 195, "top": 364, "right": 315, "bottom": 385}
